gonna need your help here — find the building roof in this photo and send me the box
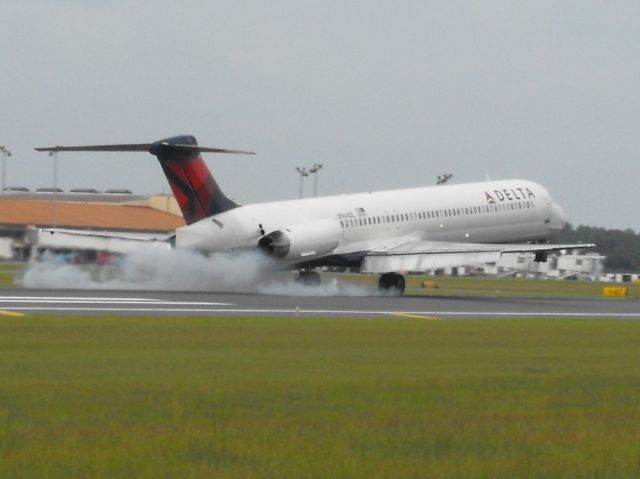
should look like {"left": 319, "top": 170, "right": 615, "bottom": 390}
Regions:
{"left": 0, "top": 199, "right": 185, "bottom": 232}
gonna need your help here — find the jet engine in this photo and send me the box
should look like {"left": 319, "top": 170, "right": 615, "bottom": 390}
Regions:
{"left": 258, "top": 219, "right": 342, "bottom": 260}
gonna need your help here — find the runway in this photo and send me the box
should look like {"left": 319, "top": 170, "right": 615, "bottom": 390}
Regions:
{"left": 0, "top": 288, "right": 639, "bottom": 319}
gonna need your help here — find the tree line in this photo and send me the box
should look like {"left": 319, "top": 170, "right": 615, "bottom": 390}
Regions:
{"left": 552, "top": 224, "right": 640, "bottom": 272}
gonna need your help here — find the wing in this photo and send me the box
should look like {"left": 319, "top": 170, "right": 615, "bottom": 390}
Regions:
{"left": 361, "top": 239, "right": 595, "bottom": 273}
{"left": 32, "top": 228, "right": 172, "bottom": 254}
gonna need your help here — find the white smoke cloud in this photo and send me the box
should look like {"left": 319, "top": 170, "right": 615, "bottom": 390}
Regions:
{"left": 257, "top": 277, "right": 370, "bottom": 297}
{"left": 21, "top": 248, "right": 372, "bottom": 296}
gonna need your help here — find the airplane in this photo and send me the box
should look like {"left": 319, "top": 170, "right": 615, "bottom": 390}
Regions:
{"left": 35, "top": 135, "right": 594, "bottom": 295}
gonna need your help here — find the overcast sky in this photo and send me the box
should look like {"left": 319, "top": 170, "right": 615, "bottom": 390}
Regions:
{"left": 1, "top": 1, "right": 638, "bottom": 230}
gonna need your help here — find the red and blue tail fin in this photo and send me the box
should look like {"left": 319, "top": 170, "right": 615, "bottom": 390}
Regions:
{"left": 149, "top": 135, "right": 242, "bottom": 224}
{"left": 35, "top": 135, "right": 254, "bottom": 225}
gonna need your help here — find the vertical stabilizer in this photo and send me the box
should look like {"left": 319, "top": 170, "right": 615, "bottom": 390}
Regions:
{"left": 149, "top": 135, "right": 239, "bottom": 224}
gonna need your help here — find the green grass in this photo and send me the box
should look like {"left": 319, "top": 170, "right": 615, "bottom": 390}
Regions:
{"left": 335, "top": 273, "right": 640, "bottom": 299}
{"left": 405, "top": 275, "right": 640, "bottom": 298}
{"left": 0, "top": 262, "right": 23, "bottom": 287}
{"left": 1, "top": 315, "right": 640, "bottom": 478}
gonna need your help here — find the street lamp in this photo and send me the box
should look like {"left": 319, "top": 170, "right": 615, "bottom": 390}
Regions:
{"left": 295, "top": 166, "right": 308, "bottom": 198}
{"left": 49, "top": 151, "right": 58, "bottom": 226}
{"left": 309, "top": 163, "right": 323, "bottom": 197}
{"left": 0, "top": 146, "right": 12, "bottom": 195}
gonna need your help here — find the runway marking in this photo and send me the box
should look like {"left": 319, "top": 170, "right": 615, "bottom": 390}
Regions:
{"left": 0, "top": 309, "right": 26, "bottom": 318}
{"left": 2, "top": 307, "right": 640, "bottom": 319}
{"left": 0, "top": 300, "right": 231, "bottom": 306}
{"left": 0, "top": 296, "right": 163, "bottom": 302}
{"left": 392, "top": 312, "right": 441, "bottom": 320}
{"left": 0, "top": 296, "right": 231, "bottom": 306}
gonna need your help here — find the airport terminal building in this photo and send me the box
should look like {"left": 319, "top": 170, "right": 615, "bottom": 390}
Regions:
{"left": 0, "top": 191, "right": 184, "bottom": 261}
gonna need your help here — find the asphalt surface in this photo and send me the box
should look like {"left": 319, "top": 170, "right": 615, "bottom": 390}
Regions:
{"left": 0, "top": 288, "right": 639, "bottom": 319}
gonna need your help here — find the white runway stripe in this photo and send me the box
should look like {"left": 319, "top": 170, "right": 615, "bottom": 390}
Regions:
{"left": 0, "top": 296, "right": 160, "bottom": 302}
{"left": 0, "top": 299, "right": 231, "bottom": 306}
{"left": 3, "top": 306, "right": 640, "bottom": 318}
{"left": 0, "top": 296, "right": 231, "bottom": 306}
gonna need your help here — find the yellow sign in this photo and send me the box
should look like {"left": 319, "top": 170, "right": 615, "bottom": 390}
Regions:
{"left": 603, "top": 287, "right": 628, "bottom": 297}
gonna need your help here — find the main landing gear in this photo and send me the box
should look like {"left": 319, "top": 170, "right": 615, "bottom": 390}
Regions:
{"left": 295, "top": 270, "right": 321, "bottom": 286}
{"left": 378, "top": 273, "right": 406, "bottom": 296}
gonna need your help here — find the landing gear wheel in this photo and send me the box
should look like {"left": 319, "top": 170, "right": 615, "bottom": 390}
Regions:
{"left": 295, "top": 271, "right": 321, "bottom": 286}
{"left": 378, "top": 273, "right": 406, "bottom": 296}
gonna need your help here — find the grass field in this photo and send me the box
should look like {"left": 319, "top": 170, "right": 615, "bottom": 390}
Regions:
{"left": 0, "top": 262, "right": 22, "bottom": 287}
{"left": 335, "top": 273, "right": 640, "bottom": 299}
{"left": 404, "top": 275, "right": 640, "bottom": 299}
{"left": 1, "top": 315, "right": 640, "bottom": 478}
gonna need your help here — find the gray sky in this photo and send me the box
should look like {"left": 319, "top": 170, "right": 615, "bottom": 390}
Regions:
{"left": 1, "top": 1, "right": 638, "bottom": 230}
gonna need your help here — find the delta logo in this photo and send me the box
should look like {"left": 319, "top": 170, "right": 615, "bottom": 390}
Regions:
{"left": 484, "top": 187, "right": 536, "bottom": 204}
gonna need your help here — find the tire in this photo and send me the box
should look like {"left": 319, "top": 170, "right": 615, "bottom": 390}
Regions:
{"left": 378, "top": 273, "right": 406, "bottom": 295}
{"left": 295, "top": 271, "right": 321, "bottom": 286}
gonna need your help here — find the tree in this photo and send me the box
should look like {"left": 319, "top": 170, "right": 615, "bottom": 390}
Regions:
{"left": 552, "top": 224, "right": 640, "bottom": 272}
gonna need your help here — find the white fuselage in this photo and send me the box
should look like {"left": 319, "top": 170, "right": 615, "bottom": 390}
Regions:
{"left": 175, "top": 179, "right": 567, "bottom": 264}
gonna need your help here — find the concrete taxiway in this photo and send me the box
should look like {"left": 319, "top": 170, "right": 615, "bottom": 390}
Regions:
{"left": 0, "top": 288, "right": 639, "bottom": 319}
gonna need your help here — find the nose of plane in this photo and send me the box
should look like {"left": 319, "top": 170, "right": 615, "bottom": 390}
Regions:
{"left": 549, "top": 202, "right": 567, "bottom": 230}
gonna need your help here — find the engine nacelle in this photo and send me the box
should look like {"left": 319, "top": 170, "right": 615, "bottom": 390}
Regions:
{"left": 258, "top": 219, "right": 342, "bottom": 260}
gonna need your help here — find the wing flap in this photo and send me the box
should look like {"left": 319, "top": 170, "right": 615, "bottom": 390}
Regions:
{"left": 361, "top": 240, "right": 595, "bottom": 273}
{"left": 363, "top": 251, "right": 502, "bottom": 273}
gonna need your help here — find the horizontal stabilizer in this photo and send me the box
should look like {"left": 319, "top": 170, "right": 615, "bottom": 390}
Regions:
{"left": 35, "top": 143, "right": 255, "bottom": 155}
{"left": 35, "top": 144, "right": 152, "bottom": 152}
{"left": 34, "top": 134, "right": 251, "bottom": 224}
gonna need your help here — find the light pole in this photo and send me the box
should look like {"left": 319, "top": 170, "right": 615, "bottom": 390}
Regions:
{"left": 309, "top": 163, "right": 323, "bottom": 197}
{"left": 50, "top": 151, "right": 58, "bottom": 226}
{"left": 295, "top": 166, "right": 308, "bottom": 198}
{"left": 0, "top": 146, "right": 11, "bottom": 195}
